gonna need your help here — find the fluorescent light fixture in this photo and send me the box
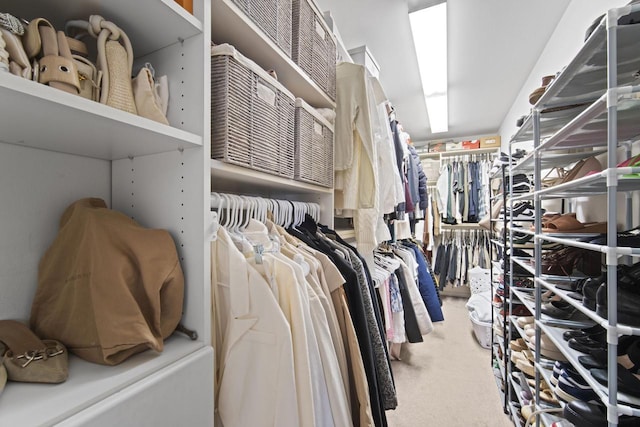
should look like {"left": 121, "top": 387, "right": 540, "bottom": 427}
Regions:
{"left": 410, "top": 3, "right": 448, "bottom": 133}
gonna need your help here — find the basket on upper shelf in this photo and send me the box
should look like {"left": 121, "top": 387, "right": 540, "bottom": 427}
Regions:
{"left": 211, "top": 44, "right": 295, "bottom": 178}
{"left": 294, "top": 98, "right": 334, "bottom": 187}
{"left": 230, "top": 0, "right": 292, "bottom": 57}
{"left": 292, "top": 0, "right": 337, "bottom": 101}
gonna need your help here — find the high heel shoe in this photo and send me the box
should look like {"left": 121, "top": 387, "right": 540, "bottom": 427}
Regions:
{"left": 558, "top": 156, "right": 603, "bottom": 185}
{"left": 620, "top": 153, "right": 640, "bottom": 178}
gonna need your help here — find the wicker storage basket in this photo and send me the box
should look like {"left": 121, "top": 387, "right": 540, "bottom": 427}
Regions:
{"left": 230, "top": 0, "right": 292, "bottom": 57}
{"left": 211, "top": 44, "right": 295, "bottom": 178}
{"left": 292, "top": 0, "right": 336, "bottom": 100}
{"left": 294, "top": 98, "right": 333, "bottom": 187}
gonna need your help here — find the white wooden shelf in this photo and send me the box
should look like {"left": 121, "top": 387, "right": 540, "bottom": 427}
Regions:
{"left": 9, "top": 0, "right": 202, "bottom": 58}
{"left": 211, "top": 0, "right": 335, "bottom": 108}
{"left": 0, "top": 335, "right": 202, "bottom": 426}
{"left": 0, "top": 74, "right": 202, "bottom": 160}
{"left": 418, "top": 147, "right": 499, "bottom": 160}
{"left": 211, "top": 159, "right": 333, "bottom": 196}
{"left": 441, "top": 223, "right": 484, "bottom": 230}
{"left": 336, "top": 228, "right": 356, "bottom": 240}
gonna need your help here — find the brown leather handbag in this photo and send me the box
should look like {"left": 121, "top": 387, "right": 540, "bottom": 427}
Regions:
{"left": 30, "top": 198, "right": 184, "bottom": 365}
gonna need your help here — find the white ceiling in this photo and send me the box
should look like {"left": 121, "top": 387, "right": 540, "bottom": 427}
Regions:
{"left": 315, "top": 0, "right": 572, "bottom": 145}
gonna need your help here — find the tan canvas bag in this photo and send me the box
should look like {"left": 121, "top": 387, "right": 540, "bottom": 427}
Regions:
{"left": 30, "top": 198, "right": 184, "bottom": 365}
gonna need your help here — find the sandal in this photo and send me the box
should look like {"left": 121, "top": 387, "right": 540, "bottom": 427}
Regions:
{"left": 541, "top": 214, "right": 608, "bottom": 234}
{"left": 516, "top": 316, "right": 534, "bottom": 328}
{"left": 557, "top": 156, "right": 602, "bottom": 185}
{"left": 65, "top": 16, "right": 137, "bottom": 114}
{"left": 540, "top": 334, "right": 568, "bottom": 362}
{"left": 529, "top": 212, "right": 576, "bottom": 231}
{"left": 90, "top": 15, "right": 137, "bottom": 113}
{"left": 510, "top": 338, "right": 529, "bottom": 352}
{"left": 0, "top": 320, "right": 68, "bottom": 384}
{"left": 620, "top": 153, "right": 640, "bottom": 178}
{"left": 541, "top": 166, "right": 568, "bottom": 188}
{"left": 539, "top": 387, "right": 560, "bottom": 405}
{"left": 0, "top": 14, "right": 31, "bottom": 79}
{"left": 23, "top": 18, "right": 81, "bottom": 95}
{"left": 63, "top": 23, "right": 102, "bottom": 102}
{"left": 618, "top": 153, "right": 640, "bottom": 168}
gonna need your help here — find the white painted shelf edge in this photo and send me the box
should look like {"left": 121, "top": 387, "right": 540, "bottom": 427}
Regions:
{"left": 0, "top": 73, "right": 202, "bottom": 160}
{"left": 0, "top": 336, "right": 203, "bottom": 426}
{"left": 211, "top": 159, "right": 334, "bottom": 195}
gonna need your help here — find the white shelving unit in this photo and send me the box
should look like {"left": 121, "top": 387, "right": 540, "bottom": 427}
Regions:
{"left": 209, "top": 0, "right": 336, "bottom": 225}
{"left": 505, "top": 5, "right": 640, "bottom": 426}
{"left": 0, "top": 0, "right": 214, "bottom": 425}
{"left": 1, "top": 0, "right": 338, "bottom": 423}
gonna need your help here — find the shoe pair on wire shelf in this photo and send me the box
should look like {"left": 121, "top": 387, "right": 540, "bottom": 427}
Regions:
{"left": 551, "top": 261, "right": 640, "bottom": 326}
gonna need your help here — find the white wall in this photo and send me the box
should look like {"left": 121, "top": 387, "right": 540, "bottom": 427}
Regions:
{"left": 498, "top": 0, "right": 628, "bottom": 145}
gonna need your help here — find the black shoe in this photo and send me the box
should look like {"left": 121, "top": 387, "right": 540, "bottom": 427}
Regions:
{"left": 564, "top": 401, "right": 639, "bottom": 426}
{"left": 578, "top": 354, "right": 605, "bottom": 370}
{"left": 500, "top": 201, "right": 534, "bottom": 218}
{"left": 596, "top": 283, "right": 640, "bottom": 326}
{"left": 555, "top": 277, "right": 588, "bottom": 293}
{"left": 499, "top": 152, "right": 517, "bottom": 165}
{"left": 511, "top": 149, "right": 527, "bottom": 159}
{"left": 591, "top": 364, "right": 640, "bottom": 397}
{"left": 562, "top": 324, "right": 604, "bottom": 341}
{"left": 582, "top": 273, "right": 606, "bottom": 310}
{"left": 590, "top": 338, "right": 640, "bottom": 397}
{"left": 619, "top": 260, "right": 640, "bottom": 288}
{"left": 509, "top": 248, "right": 532, "bottom": 258}
{"left": 541, "top": 300, "right": 589, "bottom": 321}
{"left": 568, "top": 336, "right": 606, "bottom": 354}
{"left": 588, "top": 227, "right": 640, "bottom": 247}
{"left": 578, "top": 336, "right": 640, "bottom": 370}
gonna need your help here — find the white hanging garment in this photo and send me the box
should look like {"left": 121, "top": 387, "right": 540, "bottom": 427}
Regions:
{"left": 211, "top": 226, "right": 300, "bottom": 427}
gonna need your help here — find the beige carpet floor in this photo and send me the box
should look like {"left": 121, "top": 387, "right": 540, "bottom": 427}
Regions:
{"left": 385, "top": 296, "right": 514, "bottom": 427}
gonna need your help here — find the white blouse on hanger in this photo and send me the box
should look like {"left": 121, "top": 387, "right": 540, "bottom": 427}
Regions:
{"left": 244, "top": 219, "right": 337, "bottom": 427}
{"left": 211, "top": 226, "right": 299, "bottom": 427}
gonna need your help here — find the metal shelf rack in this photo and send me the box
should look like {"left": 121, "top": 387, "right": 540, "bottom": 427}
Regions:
{"left": 505, "top": 5, "right": 640, "bottom": 426}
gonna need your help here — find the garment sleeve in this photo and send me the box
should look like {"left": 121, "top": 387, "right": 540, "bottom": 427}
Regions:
{"left": 409, "top": 146, "right": 428, "bottom": 210}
